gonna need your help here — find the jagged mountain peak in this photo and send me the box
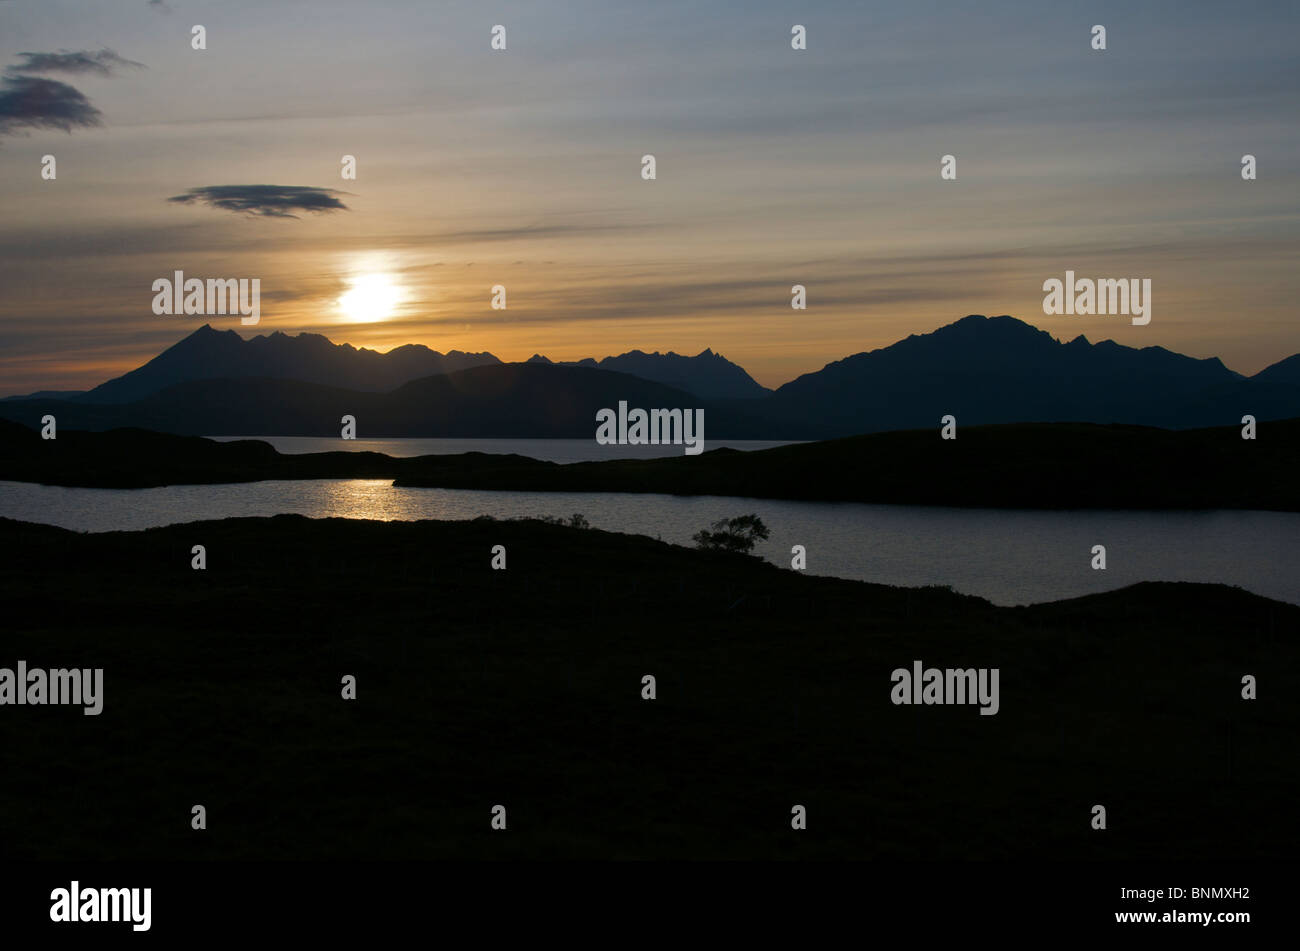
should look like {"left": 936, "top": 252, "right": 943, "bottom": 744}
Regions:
{"left": 78, "top": 325, "right": 501, "bottom": 404}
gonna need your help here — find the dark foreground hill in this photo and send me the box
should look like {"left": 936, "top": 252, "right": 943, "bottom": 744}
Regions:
{"left": 0, "top": 514, "right": 1294, "bottom": 860}
{"left": 2, "top": 416, "right": 1297, "bottom": 511}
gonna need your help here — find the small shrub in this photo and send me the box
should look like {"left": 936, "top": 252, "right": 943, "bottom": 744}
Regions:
{"left": 538, "top": 513, "right": 591, "bottom": 529}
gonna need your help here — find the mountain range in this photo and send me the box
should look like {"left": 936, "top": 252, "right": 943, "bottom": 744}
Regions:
{"left": 762, "top": 314, "right": 1294, "bottom": 432}
{"left": 2, "top": 315, "right": 1297, "bottom": 438}
{"left": 73, "top": 326, "right": 500, "bottom": 403}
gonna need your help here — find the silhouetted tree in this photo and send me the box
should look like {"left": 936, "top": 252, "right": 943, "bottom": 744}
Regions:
{"left": 693, "top": 514, "right": 769, "bottom": 555}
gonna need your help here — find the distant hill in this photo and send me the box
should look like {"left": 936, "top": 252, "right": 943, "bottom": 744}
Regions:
{"left": 77, "top": 324, "right": 500, "bottom": 403}
{"left": 0, "top": 363, "right": 776, "bottom": 438}
{"left": 527, "top": 348, "right": 769, "bottom": 400}
{"left": 766, "top": 314, "right": 1299, "bottom": 432}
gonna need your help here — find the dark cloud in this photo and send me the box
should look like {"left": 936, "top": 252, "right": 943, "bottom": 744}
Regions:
{"left": 0, "top": 76, "right": 103, "bottom": 135}
{"left": 167, "top": 185, "right": 352, "bottom": 219}
{"left": 8, "top": 49, "right": 145, "bottom": 78}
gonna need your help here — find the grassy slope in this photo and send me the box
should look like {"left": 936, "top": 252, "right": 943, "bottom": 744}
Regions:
{"left": 0, "top": 515, "right": 1295, "bottom": 860}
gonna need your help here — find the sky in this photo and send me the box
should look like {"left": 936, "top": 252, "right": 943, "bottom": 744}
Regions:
{"left": 0, "top": 0, "right": 1297, "bottom": 394}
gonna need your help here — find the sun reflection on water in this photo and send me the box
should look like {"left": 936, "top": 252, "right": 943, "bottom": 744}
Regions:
{"left": 314, "top": 479, "right": 429, "bottom": 521}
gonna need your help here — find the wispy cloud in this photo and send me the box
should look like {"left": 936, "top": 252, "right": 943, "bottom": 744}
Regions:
{"left": 7, "top": 49, "right": 145, "bottom": 78}
{"left": 167, "top": 184, "right": 352, "bottom": 218}
{"left": 0, "top": 76, "right": 103, "bottom": 134}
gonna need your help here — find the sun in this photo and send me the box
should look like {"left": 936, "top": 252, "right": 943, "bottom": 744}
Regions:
{"left": 338, "top": 273, "right": 402, "bottom": 323}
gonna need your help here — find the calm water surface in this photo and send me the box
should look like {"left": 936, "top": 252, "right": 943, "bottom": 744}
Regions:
{"left": 2, "top": 478, "right": 1296, "bottom": 607}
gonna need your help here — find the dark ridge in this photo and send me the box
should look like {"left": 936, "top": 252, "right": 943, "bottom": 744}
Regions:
{"left": 1, "top": 415, "right": 1297, "bottom": 511}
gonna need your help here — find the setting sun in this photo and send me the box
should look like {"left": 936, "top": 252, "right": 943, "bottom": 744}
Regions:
{"left": 338, "top": 273, "right": 402, "bottom": 323}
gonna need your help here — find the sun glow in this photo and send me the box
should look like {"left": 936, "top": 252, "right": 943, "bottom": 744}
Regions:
{"left": 338, "top": 273, "right": 402, "bottom": 323}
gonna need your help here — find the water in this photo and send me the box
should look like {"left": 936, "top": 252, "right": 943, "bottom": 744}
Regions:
{"left": 2, "top": 478, "right": 1297, "bottom": 607}
{"left": 207, "top": 436, "right": 800, "bottom": 463}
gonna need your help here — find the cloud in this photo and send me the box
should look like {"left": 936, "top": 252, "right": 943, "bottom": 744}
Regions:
{"left": 7, "top": 49, "right": 145, "bottom": 78}
{"left": 167, "top": 185, "right": 352, "bottom": 219}
{"left": 0, "top": 76, "right": 103, "bottom": 134}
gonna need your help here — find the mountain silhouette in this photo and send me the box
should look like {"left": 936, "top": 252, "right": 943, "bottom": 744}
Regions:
{"left": 77, "top": 324, "right": 500, "bottom": 403}
{"left": 64, "top": 325, "right": 765, "bottom": 405}
{"left": 764, "top": 314, "right": 1292, "bottom": 431}
{"left": 3, "top": 315, "right": 1297, "bottom": 437}
{"left": 1254, "top": 353, "right": 1300, "bottom": 386}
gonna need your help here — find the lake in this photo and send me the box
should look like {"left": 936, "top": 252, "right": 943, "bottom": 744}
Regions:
{"left": 2, "top": 478, "right": 1297, "bottom": 607}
